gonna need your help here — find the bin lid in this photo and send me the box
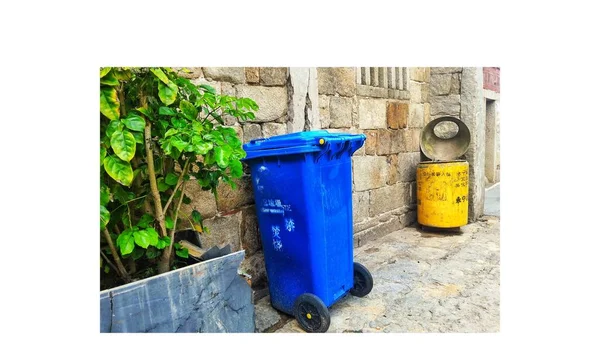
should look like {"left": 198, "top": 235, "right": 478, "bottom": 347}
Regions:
{"left": 244, "top": 130, "right": 332, "bottom": 152}
{"left": 242, "top": 130, "right": 366, "bottom": 161}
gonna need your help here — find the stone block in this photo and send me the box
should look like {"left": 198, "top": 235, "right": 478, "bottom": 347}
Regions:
{"left": 216, "top": 176, "right": 254, "bottom": 213}
{"left": 174, "top": 67, "right": 204, "bottom": 79}
{"left": 430, "top": 95, "right": 461, "bottom": 116}
{"left": 259, "top": 67, "right": 288, "bottom": 86}
{"left": 243, "top": 123, "right": 262, "bottom": 143}
{"left": 182, "top": 180, "right": 218, "bottom": 219}
{"left": 262, "top": 122, "right": 287, "bottom": 138}
{"left": 241, "top": 206, "right": 261, "bottom": 255}
{"left": 202, "top": 67, "right": 245, "bottom": 84}
{"left": 390, "top": 129, "right": 406, "bottom": 153}
{"left": 376, "top": 130, "right": 392, "bottom": 155}
{"left": 369, "top": 183, "right": 408, "bottom": 216}
{"left": 319, "top": 94, "right": 331, "bottom": 128}
{"left": 399, "top": 210, "right": 417, "bottom": 227}
{"left": 450, "top": 73, "right": 461, "bottom": 94}
{"left": 410, "top": 181, "right": 417, "bottom": 204}
{"left": 387, "top": 155, "right": 399, "bottom": 184}
{"left": 329, "top": 96, "right": 353, "bottom": 128}
{"left": 409, "top": 67, "right": 429, "bottom": 82}
{"left": 202, "top": 211, "right": 243, "bottom": 251}
{"left": 317, "top": 67, "right": 357, "bottom": 97}
{"left": 430, "top": 73, "right": 452, "bottom": 96}
{"left": 364, "top": 130, "right": 378, "bottom": 155}
{"left": 408, "top": 104, "right": 424, "bottom": 128}
{"left": 409, "top": 81, "right": 422, "bottom": 103}
{"left": 405, "top": 128, "right": 421, "bottom": 152}
{"left": 358, "top": 98, "right": 387, "bottom": 129}
{"left": 353, "top": 216, "right": 402, "bottom": 247}
{"left": 245, "top": 67, "right": 260, "bottom": 84}
{"left": 421, "top": 81, "right": 430, "bottom": 103}
{"left": 431, "top": 67, "right": 462, "bottom": 74}
{"left": 386, "top": 102, "right": 408, "bottom": 129}
{"left": 357, "top": 85, "right": 388, "bottom": 98}
{"left": 236, "top": 85, "right": 287, "bottom": 122}
{"left": 255, "top": 296, "right": 282, "bottom": 332}
{"left": 353, "top": 191, "right": 370, "bottom": 223}
{"left": 353, "top": 156, "right": 389, "bottom": 191}
{"left": 424, "top": 103, "right": 431, "bottom": 124}
{"left": 397, "top": 152, "right": 421, "bottom": 182}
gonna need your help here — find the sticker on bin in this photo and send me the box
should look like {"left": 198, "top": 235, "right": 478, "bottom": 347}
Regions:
{"left": 261, "top": 198, "right": 292, "bottom": 215}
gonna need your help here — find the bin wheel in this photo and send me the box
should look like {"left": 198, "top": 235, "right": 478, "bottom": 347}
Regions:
{"left": 350, "top": 262, "right": 373, "bottom": 297}
{"left": 293, "top": 293, "right": 330, "bottom": 333}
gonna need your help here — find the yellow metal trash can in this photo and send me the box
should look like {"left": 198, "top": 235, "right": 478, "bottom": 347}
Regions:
{"left": 416, "top": 160, "right": 468, "bottom": 228}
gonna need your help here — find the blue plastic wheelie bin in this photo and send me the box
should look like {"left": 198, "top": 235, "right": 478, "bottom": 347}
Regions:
{"left": 242, "top": 130, "right": 373, "bottom": 333}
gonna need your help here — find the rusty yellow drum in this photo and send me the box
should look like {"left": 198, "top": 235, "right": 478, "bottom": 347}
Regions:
{"left": 416, "top": 160, "right": 468, "bottom": 228}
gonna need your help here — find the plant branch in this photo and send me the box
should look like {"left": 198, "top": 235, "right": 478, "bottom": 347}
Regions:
{"left": 144, "top": 110, "right": 168, "bottom": 239}
{"left": 167, "top": 181, "right": 187, "bottom": 258}
{"left": 100, "top": 251, "right": 119, "bottom": 274}
{"left": 201, "top": 105, "right": 222, "bottom": 123}
{"left": 162, "top": 157, "right": 191, "bottom": 216}
{"left": 102, "top": 228, "right": 130, "bottom": 282}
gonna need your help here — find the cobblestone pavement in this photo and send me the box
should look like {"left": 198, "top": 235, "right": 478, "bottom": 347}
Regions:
{"left": 255, "top": 217, "right": 500, "bottom": 333}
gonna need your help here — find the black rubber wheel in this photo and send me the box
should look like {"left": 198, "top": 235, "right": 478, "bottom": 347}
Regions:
{"left": 293, "top": 293, "right": 330, "bottom": 333}
{"left": 350, "top": 262, "right": 373, "bottom": 297}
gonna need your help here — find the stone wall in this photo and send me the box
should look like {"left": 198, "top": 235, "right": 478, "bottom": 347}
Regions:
{"left": 176, "top": 67, "right": 492, "bottom": 295}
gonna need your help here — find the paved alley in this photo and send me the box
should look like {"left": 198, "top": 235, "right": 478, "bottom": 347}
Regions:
{"left": 255, "top": 217, "right": 500, "bottom": 333}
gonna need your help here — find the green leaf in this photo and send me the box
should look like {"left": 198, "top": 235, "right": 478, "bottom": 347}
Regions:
{"left": 194, "top": 142, "right": 212, "bottom": 155}
{"left": 131, "top": 247, "right": 145, "bottom": 260}
{"left": 170, "top": 137, "right": 188, "bottom": 152}
{"left": 182, "top": 195, "right": 191, "bottom": 204}
{"left": 146, "top": 227, "right": 160, "bottom": 247}
{"left": 214, "top": 146, "right": 231, "bottom": 168}
{"left": 133, "top": 229, "right": 151, "bottom": 248}
{"left": 170, "top": 117, "right": 187, "bottom": 129}
{"left": 199, "top": 84, "right": 216, "bottom": 94}
{"left": 175, "top": 248, "right": 189, "bottom": 259}
{"left": 157, "top": 177, "right": 170, "bottom": 192}
{"left": 156, "top": 236, "right": 171, "bottom": 249}
{"left": 100, "top": 205, "right": 110, "bottom": 229}
{"left": 191, "top": 210, "right": 202, "bottom": 224}
{"left": 165, "top": 172, "right": 179, "bottom": 186}
{"left": 229, "top": 159, "right": 243, "bottom": 178}
{"left": 136, "top": 107, "right": 151, "bottom": 118}
{"left": 103, "top": 155, "right": 133, "bottom": 186}
{"left": 100, "top": 67, "right": 111, "bottom": 78}
{"left": 145, "top": 247, "right": 161, "bottom": 259}
{"left": 110, "top": 129, "right": 136, "bottom": 162}
{"left": 100, "top": 70, "right": 119, "bottom": 86}
{"left": 137, "top": 214, "right": 154, "bottom": 228}
{"left": 105, "top": 120, "right": 123, "bottom": 138}
{"left": 100, "top": 147, "right": 106, "bottom": 166}
{"left": 180, "top": 100, "right": 198, "bottom": 120}
{"left": 150, "top": 68, "right": 171, "bottom": 85}
{"left": 164, "top": 128, "right": 178, "bottom": 137}
{"left": 165, "top": 216, "right": 174, "bottom": 229}
{"left": 100, "top": 87, "right": 120, "bottom": 120}
{"left": 116, "top": 231, "right": 135, "bottom": 255}
{"left": 132, "top": 131, "right": 144, "bottom": 144}
{"left": 113, "top": 69, "right": 132, "bottom": 81}
{"left": 159, "top": 106, "right": 176, "bottom": 116}
{"left": 104, "top": 265, "right": 111, "bottom": 273}
{"left": 158, "top": 81, "right": 178, "bottom": 106}
{"left": 112, "top": 185, "right": 135, "bottom": 204}
{"left": 122, "top": 115, "right": 145, "bottom": 132}
{"left": 100, "top": 184, "right": 111, "bottom": 206}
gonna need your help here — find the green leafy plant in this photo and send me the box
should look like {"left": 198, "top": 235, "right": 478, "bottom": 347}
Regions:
{"left": 100, "top": 67, "right": 257, "bottom": 287}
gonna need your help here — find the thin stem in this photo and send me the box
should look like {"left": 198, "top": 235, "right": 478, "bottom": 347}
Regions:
{"left": 201, "top": 105, "right": 222, "bottom": 123}
{"left": 102, "top": 228, "right": 130, "bottom": 282}
{"left": 168, "top": 181, "right": 187, "bottom": 253}
{"left": 111, "top": 195, "right": 148, "bottom": 212}
{"left": 162, "top": 158, "right": 191, "bottom": 216}
{"left": 100, "top": 251, "right": 119, "bottom": 274}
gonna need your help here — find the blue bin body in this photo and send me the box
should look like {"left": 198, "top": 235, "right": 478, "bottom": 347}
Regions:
{"left": 243, "top": 130, "right": 366, "bottom": 315}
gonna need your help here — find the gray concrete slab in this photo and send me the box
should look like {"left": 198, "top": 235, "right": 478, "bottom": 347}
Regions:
{"left": 484, "top": 183, "right": 500, "bottom": 216}
{"left": 256, "top": 218, "right": 500, "bottom": 333}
